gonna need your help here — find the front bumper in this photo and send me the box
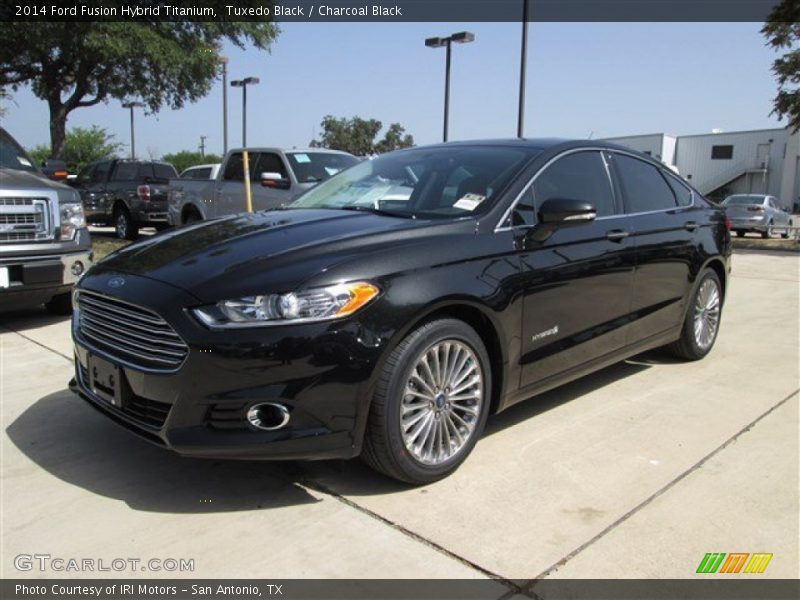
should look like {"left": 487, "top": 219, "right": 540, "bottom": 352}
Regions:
{"left": 0, "top": 243, "right": 92, "bottom": 308}
{"left": 68, "top": 272, "right": 384, "bottom": 460}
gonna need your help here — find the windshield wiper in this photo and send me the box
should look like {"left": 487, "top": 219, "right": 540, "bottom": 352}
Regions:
{"left": 336, "top": 206, "right": 416, "bottom": 219}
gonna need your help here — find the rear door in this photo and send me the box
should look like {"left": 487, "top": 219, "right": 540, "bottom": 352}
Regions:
{"left": 514, "top": 149, "right": 637, "bottom": 389}
{"left": 609, "top": 152, "right": 697, "bottom": 344}
{"left": 82, "top": 160, "right": 113, "bottom": 220}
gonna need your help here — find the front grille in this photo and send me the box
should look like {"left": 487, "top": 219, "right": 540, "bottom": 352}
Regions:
{"left": 0, "top": 197, "right": 52, "bottom": 242}
{"left": 78, "top": 363, "right": 171, "bottom": 429}
{"left": 77, "top": 290, "right": 188, "bottom": 371}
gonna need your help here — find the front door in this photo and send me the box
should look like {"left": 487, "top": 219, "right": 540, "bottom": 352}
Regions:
{"left": 513, "top": 150, "right": 636, "bottom": 389}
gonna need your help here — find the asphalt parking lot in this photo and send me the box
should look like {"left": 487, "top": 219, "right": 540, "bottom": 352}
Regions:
{"left": 1, "top": 251, "right": 797, "bottom": 589}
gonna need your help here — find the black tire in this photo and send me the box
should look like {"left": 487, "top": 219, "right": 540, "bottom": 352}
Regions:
{"left": 114, "top": 206, "right": 139, "bottom": 241}
{"left": 665, "top": 269, "right": 723, "bottom": 361}
{"left": 362, "top": 318, "right": 491, "bottom": 484}
{"left": 762, "top": 221, "right": 772, "bottom": 239}
{"left": 782, "top": 222, "right": 792, "bottom": 239}
{"left": 182, "top": 209, "right": 202, "bottom": 225}
{"left": 44, "top": 292, "right": 73, "bottom": 316}
{"left": 735, "top": 230, "right": 745, "bottom": 238}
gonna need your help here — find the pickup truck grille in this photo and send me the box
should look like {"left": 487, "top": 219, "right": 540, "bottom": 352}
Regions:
{"left": 0, "top": 197, "right": 52, "bottom": 242}
{"left": 77, "top": 290, "right": 189, "bottom": 371}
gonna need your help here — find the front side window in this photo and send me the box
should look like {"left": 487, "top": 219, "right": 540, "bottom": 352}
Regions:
{"left": 91, "top": 161, "right": 111, "bottom": 184}
{"left": 614, "top": 154, "right": 678, "bottom": 213}
{"left": 223, "top": 153, "right": 263, "bottom": 182}
{"left": 531, "top": 151, "right": 616, "bottom": 218}
{"left": 0, "top": 129, "right": 37, "bottom": 172}
{"left": 286, "top": 152, "right": 359, "bottom": 183}
{"left": 291, "top": 146, "right": 537, "bottom": 219}
{"left": 253, "top": 153, "right": 288, "bottom": 180}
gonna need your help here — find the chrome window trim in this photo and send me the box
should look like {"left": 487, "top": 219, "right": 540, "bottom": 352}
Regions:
{"left": 495, "top": 147, "right": 696, "bottom": 232}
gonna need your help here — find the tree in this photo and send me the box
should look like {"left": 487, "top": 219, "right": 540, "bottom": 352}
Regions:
{"left": 310, "top": 115, "right": 414, "bottom": 155}
{"left": 763, "top": 2, "right": 800, "bottom": 131}
{"left": 28, "top": 126, "right": 124, "bottom": 173}
{"left": 0, "top": 16, "right": 279, "bottom": 158}
{"left": 162, "top": 150, "right": 224, "bottom": 174}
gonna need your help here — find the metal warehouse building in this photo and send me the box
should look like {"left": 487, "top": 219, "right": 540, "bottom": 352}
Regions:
{"left": 602, "top": 128, "right": 800, "bottom": 211}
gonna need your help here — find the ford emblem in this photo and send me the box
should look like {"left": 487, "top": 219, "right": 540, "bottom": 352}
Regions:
{"left": 108, "top": 276, "right": 125, "bottom": 288}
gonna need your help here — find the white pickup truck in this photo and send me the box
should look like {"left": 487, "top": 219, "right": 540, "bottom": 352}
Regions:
{"left": 167, "top": 147, "right": 358, "bottom": 225}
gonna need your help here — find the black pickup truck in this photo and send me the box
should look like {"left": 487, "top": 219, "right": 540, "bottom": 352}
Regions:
{"left": 72, "top": 159, "right": 177, "bottom": 240}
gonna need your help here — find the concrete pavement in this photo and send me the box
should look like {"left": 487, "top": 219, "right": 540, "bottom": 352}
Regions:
{"left": 1, "top": 251, "right": 797, "bottom": 589}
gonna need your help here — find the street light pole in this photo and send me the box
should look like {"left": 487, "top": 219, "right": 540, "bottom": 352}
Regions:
{"left": 219, "top": 56, "right": 229, "bottom": 154}
{"left": 121, "top": 101, "right": 144, "bottom": 159}
{"left": 230, "top": 76, "right": 260, "bottom": 147}
{"left": 517, "top": 0, "right": 529, "bottom": 138}
{"left": 425, "top": 31, "right": 474, "bottom": 143}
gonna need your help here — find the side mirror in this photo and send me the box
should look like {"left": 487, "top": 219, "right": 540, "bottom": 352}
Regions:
{"left": 538, "top": 198, "right": 596, "bottom": 225}
{"left": 42, "top": 159, "right": 68, "bottom": 181}
{"left": 260, "top": 172, "right": 291, "bottom": 190}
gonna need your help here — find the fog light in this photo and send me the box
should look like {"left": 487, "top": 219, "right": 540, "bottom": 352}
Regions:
{"left": 71, "top": 261, "right": 84, "bottom": 277}
{"left": 246, "top": 402, "right": 290, "bottom": 431}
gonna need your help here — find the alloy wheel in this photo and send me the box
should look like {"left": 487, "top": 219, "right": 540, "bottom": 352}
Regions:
{"left": 693, "top": 278, "right": 721, "bottom": 351}
{"left": 116, "top": 213, "right": 127, "bottom": 239}
{"left": 400, "top": 340, "right": 483, "bottom": 466}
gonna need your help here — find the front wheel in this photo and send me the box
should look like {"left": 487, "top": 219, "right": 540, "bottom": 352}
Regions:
{"left": 762, "top": 221, "right": 773, "bottom": 239}
{"left": 666, "top": 269, "right": 723, "bottom": 361}
{"left": 362, "top": 318, "right": 491, "bottom": 484}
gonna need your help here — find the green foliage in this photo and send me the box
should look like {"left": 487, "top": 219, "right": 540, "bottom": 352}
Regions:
{"left": 162, "top": 151, "right": 223, "bottom": 174}
{"left": 310, "top": 115, "right": 414, "bottom": 156}
{"left": 28, "top": 126, "right": 124, "bottom": 173}
{"left": 0, "top": 15, "right": 279, "bottom": 157}
{"left": 762, "top": 2, "right": 800, "bottom": 131}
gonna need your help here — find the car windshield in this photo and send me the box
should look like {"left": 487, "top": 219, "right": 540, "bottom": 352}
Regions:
{"left": 725, "top": 196, "right": 764, "bottom": 206}
{"left": 286, "top": 152, "right": 360, "bottom": 183}
{"left": 289, "top": 146, "right": 537, "bottom": 219}
{"left": 0, "top": 129, "right": 38, "bottom": 172}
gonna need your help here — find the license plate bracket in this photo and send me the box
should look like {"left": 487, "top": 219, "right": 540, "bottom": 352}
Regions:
{"left": 88, "top": 355, "right": 127, "bottom": 408}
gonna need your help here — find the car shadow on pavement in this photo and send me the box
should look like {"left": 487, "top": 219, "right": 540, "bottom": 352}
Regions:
{"left": 6, "top": 389, "right": 321, "bottom": 514}
{"left": 0, "top": 307, "right": 71, "bottom": 334}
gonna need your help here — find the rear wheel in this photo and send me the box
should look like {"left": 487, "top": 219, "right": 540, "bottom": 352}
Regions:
{"left": 735, "top": 230, "right": 745, "bottom": 238}
{"left": 782, "top": 221, "right": 792, "bottom": 239}
{"left": 182, "top": 209, "right": 202, "bottom": 225}
{"left": 362, "top": 318, "right": 491, "bottom": 484}
{"left": 44, "top": 292, "right": 72, "bottom": 316}
{"left": 762, "top": 221, "right": 773, "bottom": 239}
{"left": 666, "top": 269, "right": 722, "bottom": 361}
{"left": 114, "top": 206, "right": 139, "bottom": 241}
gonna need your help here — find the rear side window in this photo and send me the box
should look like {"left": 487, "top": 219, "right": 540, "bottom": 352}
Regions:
{"left": 531, "top": 151, "right": 616, "bottom": 218}
{"left": 153, "top": 163, "right": 177, "bottom": 180}
{"left": 614, "top": 154, "right": 677, "bottom": 213}
{"left": 664, "top": 173, "right": 693, "bottom": 207}
{"left": 112, "top": 162, "right": 139, "bottom": 181}
{"left": 183, "top": 167, "right": 211, "bottom": 179}
{"left": 91, "top": 161, "right": 111, "bottom": 183}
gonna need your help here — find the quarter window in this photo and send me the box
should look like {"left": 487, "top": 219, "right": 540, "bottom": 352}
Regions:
{"left": 529, "top": 151, "right": 616, "bottom": 219}
{"left": 614, "top": 154, "right": 678, "bottom": 213}
{"left": 664, "top": 173, "right": 693, "bottom": 207}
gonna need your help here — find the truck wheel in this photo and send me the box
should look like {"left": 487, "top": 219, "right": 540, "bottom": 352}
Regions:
{"left": 183, "top": 209, "right": 202, "bottom": 225}
{"left": 735, "top": 230, "right": 744, "bottom": 238}
{"left": 44, "top": 292, "right": 73, "bottom": 316}
{"left": 362, "top": 318, "right": 491, "bottom": 484}
{"left": 114, "top": 207, "right": 139, "bottom": 241}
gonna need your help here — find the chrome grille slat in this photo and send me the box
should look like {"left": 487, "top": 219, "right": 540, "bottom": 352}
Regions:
{"left": 77, "top": 291, "right": 188, "bottom": 370}
{"left": 0, "top": 197, "right": 52, "bottom": 243}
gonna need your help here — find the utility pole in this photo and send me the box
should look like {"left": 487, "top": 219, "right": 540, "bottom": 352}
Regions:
{"left": 199, "top": 136, "right": 207, "bottom": 158}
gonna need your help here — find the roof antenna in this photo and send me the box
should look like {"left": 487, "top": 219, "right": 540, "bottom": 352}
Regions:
{"left": 587, "top": 131, "right": 594, "bottom": 139}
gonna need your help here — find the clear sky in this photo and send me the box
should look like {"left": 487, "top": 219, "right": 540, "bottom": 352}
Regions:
{"left": 2, "top": 21, "right": 785, "bottom": 157}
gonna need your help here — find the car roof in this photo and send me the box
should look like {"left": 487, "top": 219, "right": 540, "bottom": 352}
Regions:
{"left": 182, "top": 163, "right": 220, "bottom": 170}
{"left": 228, "top": 147, "right": 355, "bottom": 156}
{"left": 398, "top": 138, "right": 648, "bottom": 154}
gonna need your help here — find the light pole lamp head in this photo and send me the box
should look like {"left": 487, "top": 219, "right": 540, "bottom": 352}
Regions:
{"left": 243, "top": 77, "right": 260, "bottom": 85}
{"left": 425, "top": 36, "right": 448, "bottom": 48}
{"left": 230, "top": 80, "right": 244, "bottom": 87}
{"left": 450, "top": 31, "right": 475, "bottom": 44}
{"left": 122, "top": 101, "right": 145, "bottom": 109}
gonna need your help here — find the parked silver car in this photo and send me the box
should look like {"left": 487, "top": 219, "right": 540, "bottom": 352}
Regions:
{"left": 723, "top": 194, "right": 793, "bottom": 239}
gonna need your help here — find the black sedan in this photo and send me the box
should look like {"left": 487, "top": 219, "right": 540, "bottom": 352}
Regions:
{"left": 69, "top": 139, "right": 731, "bottom": 484}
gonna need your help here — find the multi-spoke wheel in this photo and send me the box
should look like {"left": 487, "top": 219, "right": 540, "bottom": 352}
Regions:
{"left": 666, "top": 269, "right": 723, "bottom": 360}
{"left": 362, "top": 319, "right": 491, "bottom": 484}
{"left": 401, "top": 341, "right": 483, "bottom": 465}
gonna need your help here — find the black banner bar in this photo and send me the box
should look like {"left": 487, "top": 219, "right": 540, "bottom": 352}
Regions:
{"left": 2, "top": 579, "right": 800, "bottom": 600}
{"left": 0, "top": 0, "right": 788, "bottom": 23}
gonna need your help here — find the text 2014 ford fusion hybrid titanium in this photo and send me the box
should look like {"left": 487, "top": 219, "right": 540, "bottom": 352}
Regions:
{"left": 69, "top": 140, "right": 731, "bottom": 484}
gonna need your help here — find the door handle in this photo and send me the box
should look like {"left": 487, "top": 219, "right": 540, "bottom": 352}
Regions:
{"left": 606, "top": 230, "right": 629, "bottom": 242}
{"left": 684, "top": 221, "right": 699, "bottom": 232}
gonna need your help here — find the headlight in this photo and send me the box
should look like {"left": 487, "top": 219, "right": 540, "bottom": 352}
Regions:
{"left": 60, "top": 202, "right": 86, "bottom": 240}
{"left": 192, "top": 281, "right": 380, "bottom": 328}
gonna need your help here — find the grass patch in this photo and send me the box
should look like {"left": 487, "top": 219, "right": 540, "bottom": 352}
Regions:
{"left": 92, "top": 236, "right": 130, "bottom": 262}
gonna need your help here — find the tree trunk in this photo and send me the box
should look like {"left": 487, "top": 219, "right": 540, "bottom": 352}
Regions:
{"left": 48, "top": 99, "right": 68, "bottom": 160}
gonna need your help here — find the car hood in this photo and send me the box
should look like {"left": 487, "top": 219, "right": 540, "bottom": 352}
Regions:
{"left": 90, "top": 209, "right": 467, "bottom": 302}
{"left": 0, "top": 167, "right": 71, "bottom": 192}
